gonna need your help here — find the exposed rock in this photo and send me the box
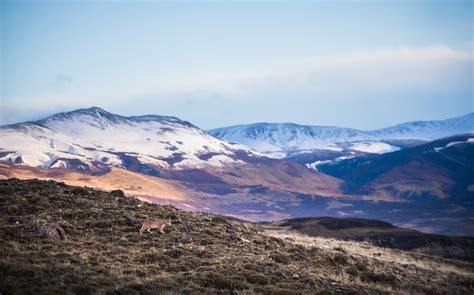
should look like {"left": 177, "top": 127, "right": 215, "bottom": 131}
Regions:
{"left": 195, "top": 245, "right": 207, "bottom": 253}
{"left": 71, "top": 187, "right": 89, "bottom": 195}
{"left": 180, "top": 232, "right": 193, "bottom": 243}
{"left": 24, "top": 220, "right": 67, "bottom": 241}
{"left": 113, "top": 246, "right": 127, "bottom": 253}
{"left": 110, "top": 189, "right": 125, "bottom": 198}
{"left": 125, "top": 215, "right": 138, "bottom": 226}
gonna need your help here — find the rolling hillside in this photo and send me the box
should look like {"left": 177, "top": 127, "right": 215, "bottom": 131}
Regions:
{"left": 1, "top": 179, "right": 472, "bottom": 293}
{"left": 319, "top": 134, "right": 474, "bottom": 200}
{"left": 317, "top": 134, "right": 474, "bottom": 236}
{"left": 260, "top": 217, "right": 474, "bottom": 261}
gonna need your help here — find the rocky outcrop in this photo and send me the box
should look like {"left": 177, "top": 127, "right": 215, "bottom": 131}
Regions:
{"left": 24, "top": 220, "right": 67, "bottom": 241}
{"left": 110, "top": 189, "right": 125, "bottom": 199}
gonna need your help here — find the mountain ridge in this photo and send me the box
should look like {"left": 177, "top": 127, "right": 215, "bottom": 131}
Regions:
{"left": 0, "top": 106, "right": 258, "bottom": 171}
{"left": 1, "top": 107, "right": 473, "bottom": 236}
{"left": 210, "top": 112, "right": 474, "bottom": 136}
{"left": 0, "top": 106, "right": 346, "bottom": 223}
{"left": 208, "top": 112, "right": 474, "bottom": 157}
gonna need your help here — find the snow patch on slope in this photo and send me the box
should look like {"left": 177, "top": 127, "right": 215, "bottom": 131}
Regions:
{"left": 349, "top": 142, "right": 400, "bottom": 154}
{"left": 209, "top": 113, "right": 474, "bottom": 157}
{"left": 306, "top": 155, "right": 355, "bottom": 171}
{"left": 433, "top": 137, "right": 474, "bottom": 152}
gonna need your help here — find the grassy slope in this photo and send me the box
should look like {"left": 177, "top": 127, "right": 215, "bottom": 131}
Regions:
{"left": 260, "top": 217, "right": 474, "bottom": 261}
{"left": 0, "top": 179, "right": 473, "bottom": 294}
{"left": 0, "top": 163, "right": 186, "bottom": 202}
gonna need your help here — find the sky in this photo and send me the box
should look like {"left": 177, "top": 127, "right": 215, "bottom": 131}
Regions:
{"left": 1, "top": 0, "right": 473, "bottom": 130}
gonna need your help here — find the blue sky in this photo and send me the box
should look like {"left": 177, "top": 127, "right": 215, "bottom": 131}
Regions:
{"left": 1, "top": 0, "right": 473, "bottom": 130}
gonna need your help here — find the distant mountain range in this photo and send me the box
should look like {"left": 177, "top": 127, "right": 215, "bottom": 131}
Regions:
{"left": 0, "top": 107, "right": 473, "bottom": 236}
{"left": 208, "top": 113, "right": 474, "bottom": 162}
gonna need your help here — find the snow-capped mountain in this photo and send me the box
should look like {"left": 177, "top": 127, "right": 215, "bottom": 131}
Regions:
{"left": 208, "top": 113, "right": 474, "bottom": 158}
{"left": 372, "top": 113, "right": 474, "bottom": 140}
{"left": 0, "top": 106, "right": 345, "bottom": 218}
{"left": 0, "top": 107, "right": 257, "bottom": 171}
{"left": 1, "top": 107, "right": 472, "bottom": 235}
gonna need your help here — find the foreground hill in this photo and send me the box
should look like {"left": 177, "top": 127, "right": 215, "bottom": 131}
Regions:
{"left": 1, "top": 179, "right": 473, "bottom": 294}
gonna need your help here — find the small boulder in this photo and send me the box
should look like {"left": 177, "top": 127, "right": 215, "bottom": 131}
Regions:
{"left": 71, "top": 187, "right": 89, "bottom": 195}
{"left": 110, "top": 189, "right": 125, "bottom": 198}
{"left": 180, "top": 232, "right": 193, "bottom": 243}
{"left": 113, "top": 246, "right": 127, "bottom": 253}
{"left": 125, "top": 215, "right": 138, "bottom": 226}
{"left": 24, "top": 220, "right": 67, "bottom": 241}
{"left": 164, "top": 248, "right": 184, "bottom": 259}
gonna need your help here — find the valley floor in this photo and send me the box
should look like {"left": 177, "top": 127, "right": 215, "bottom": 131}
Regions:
{"left": 0, "top": 179, "right": 473, "bottom": 294}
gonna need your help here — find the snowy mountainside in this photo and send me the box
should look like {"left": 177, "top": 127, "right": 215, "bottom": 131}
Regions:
{"left": 0, "top": 107, "right": 257, "bottom": 171}
{"left": 372, "top": 112, "right": 474, "bottom": 140}
{"left": 209, "top": 123, "right": 371, "bottom": 154}
{"left": 208, "top": 113, "right": 474, "bottom": 158}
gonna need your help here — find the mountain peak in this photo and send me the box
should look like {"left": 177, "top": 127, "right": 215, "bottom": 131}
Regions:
{"left": 36, "top": 106, "right": 126, "bottom": 127}
{"left": 75, "top": 106, "right": 110, "bottom": 115}
{"left": 34, "top": 107, "right": 198, "bottom": 129}
{"left": 65, "top": 106, "right": 120, "bottom": 119}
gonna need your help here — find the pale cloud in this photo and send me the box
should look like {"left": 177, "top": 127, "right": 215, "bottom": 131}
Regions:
{"left": 1, "top": 45, "right": 472, "bottom": 127}
{"left": 55, "top": 74, "right": 73, "bottom": 84}
{"left": 131, "top": 45, "right": 472, "bottom": 99}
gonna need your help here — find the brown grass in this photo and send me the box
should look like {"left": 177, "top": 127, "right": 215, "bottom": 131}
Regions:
{"left": 217, "top": 161, "right": 344, "bottom": 197}
{"left": 0, "top": 163, "right": 186, "bottom": 201}
{"left": 264, "top": 229, "right": 474, "bottom": 278}
{"left": 1, "top": 178, "right": 473, "bottom": 294}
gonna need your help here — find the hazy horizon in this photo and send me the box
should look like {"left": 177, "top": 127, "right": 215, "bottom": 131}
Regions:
{"left": 1, "top": 0, "right": 473, "bottom": 129}
{"left": 1, "top": 105, "right": 472, "bottom": 132}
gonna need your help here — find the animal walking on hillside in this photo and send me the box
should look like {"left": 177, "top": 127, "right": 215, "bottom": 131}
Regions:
{"left": 140, "top": 219, "right": 172, "bottom": 235}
